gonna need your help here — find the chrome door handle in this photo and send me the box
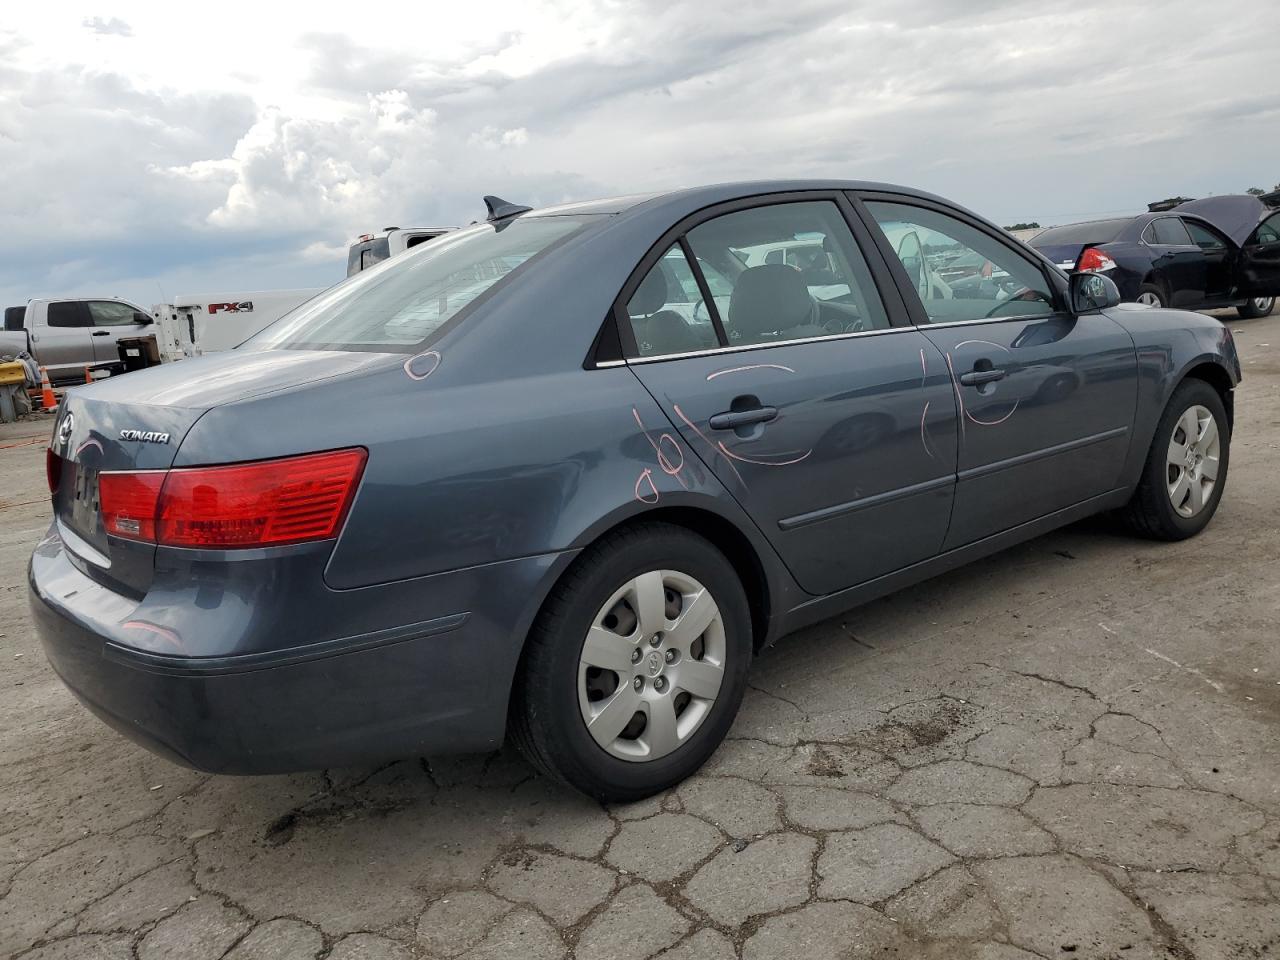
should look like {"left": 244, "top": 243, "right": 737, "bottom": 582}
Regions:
{"left": 709, "top": 406, "right": 778, "bottom": 430}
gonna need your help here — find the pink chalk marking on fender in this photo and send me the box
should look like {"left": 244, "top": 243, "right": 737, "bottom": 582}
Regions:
{"left": 74, "top": 438, "right": 103, "bottom": 458}
{"left": 717, "top": 443, "right": 813, "bottom": 467}
{"left": 919, "top": 400, "right": 937, "bottom": 459}
{"left": 672, "top": 403, "right": 745, "bottom": 488}
{"left": 403, "top": 350, "right": 441, "bottom": 381}
{"left": 634, "top": 468, "right": 660, "bottom": 504}
{"left": 631, "top": 407, "right": 690, "bottom": 489}
{"left": 918, "top": 348, "right": 928, "bottom": 388}
{"left": 706, "top": 363, "right": 796, "bottom": 381}
{"left": 121, "top": 619, "right": 183, "bottom": 652}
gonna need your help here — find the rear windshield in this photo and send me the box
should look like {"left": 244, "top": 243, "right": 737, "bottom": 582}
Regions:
{"left": 1033, "top": 218, "right": 1133, "bottom": 246}
{"left": 252, "top": 215, "right": 601, "bottom": 353}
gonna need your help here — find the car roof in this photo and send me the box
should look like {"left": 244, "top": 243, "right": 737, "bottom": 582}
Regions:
{"left": 522, "top": 180, "right": 965, "bottom": 223}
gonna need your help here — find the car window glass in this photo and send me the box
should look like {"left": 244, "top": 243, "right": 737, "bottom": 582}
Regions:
{"left": 88, "top": 301, "right": 140, "bottom": 326}
{"left": 46, "top": 302, "right": 84, "bottom": 328}
{"left": 684, "top": 200, "right": 889, "bottom": 347}
{"left": 1152, "top": 218, "right": 1194, "bottom": 246}
{"left": 249, "top": 215, "right": 601, "bottom": 353}
{"left": 864, "top": 201, "right": 1055, "bottom": 324}
{"left": 1185, "top": 221, "right": 1227, "bottom": 252}
{"left": 1251, "top": 213, "right": 1280, "bottom": 246}
{"left": 624, "top": 244, "right": 721, "bottom": 357}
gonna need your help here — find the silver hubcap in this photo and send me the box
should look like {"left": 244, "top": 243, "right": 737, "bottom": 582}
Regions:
{"left": 1166, "top": 404, "right": 1220, "bottom": 518}
{"left": 578, "top": 570, "right": 726, "bottom": 762}
{"left": 1253, "top": 297, "right": 1273, "bottom": 312}
{"left": 1137, "top": 291, "right": 1162, "bottom": 307}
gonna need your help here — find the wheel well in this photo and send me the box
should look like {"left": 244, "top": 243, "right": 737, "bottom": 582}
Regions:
{"left": 575, "top": 508, "right": 772, "bottom": 652}
{"left": 1181, "top": 362, "right": 1234, "bottom": 431}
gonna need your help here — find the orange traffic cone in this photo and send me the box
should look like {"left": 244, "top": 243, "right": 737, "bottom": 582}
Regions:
{"left": 38, "top": 367, "right": 56, "bottom": 410}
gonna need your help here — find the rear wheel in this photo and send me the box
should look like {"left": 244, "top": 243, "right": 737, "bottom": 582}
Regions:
{"left": 1237, "top": 296, "right": 1276, "bottom": 319}
{"left": 510, "top": 522, "right": 752, "bottom": 801}
{"left": 1136, "top": 284, "right": 1166, "bottom": 308}
{"left": 1119, "top": 379, "right": 1229, "bottom": 540}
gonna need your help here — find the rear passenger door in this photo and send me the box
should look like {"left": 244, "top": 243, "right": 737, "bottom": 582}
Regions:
{"left": 36, "top": 301, "right": 95, "bottom": 381}
{"left": 619, "top": 195, "right": 959, "bottom": 596}
{"left": 855, "top": 194, "right": 1138, "bottom": 550}
{"left": 87, "top": 300, "right": 151, "bottom": 363}
{"left": 1144, "top": 217, "right": 1207, "bottom": 306}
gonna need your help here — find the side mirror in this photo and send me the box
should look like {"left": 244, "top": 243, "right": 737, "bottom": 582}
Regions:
{"left": 134, "top": 311, "right": 154, "bottom": 325}
{"left": 1070, "top": 272, "right": 1121, "bottom": 313}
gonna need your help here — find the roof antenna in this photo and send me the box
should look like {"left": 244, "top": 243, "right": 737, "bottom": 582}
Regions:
{"left": 483, "top": 195, "right": 532, "bottom": 221}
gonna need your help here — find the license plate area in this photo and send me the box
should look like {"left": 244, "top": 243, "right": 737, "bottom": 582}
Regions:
{"left": 67, "top": 462, "right": 102, "bottom": 540}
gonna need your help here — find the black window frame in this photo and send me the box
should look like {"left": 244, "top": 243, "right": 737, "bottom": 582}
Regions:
{"left": 847, "top": 190, "right": 1071, "bottom": 328}
{"left": 602, "top": 190, "right": 913, "bottom": 365}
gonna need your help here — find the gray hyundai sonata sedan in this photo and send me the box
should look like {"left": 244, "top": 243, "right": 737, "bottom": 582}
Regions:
{"left": 31, "top": 181, "right": 1240, "bottom": 801}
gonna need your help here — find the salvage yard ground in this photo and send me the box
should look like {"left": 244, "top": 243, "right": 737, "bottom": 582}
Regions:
{"left": 2, "top": 311, "right": 1279, "bottom": 959}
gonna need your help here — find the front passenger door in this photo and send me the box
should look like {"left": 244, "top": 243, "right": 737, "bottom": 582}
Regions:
{"left": 87, "top": 300, "right": 151, "bottom": 363}
{"left": 859, "top": 196, "right": 1138, "bottom": 549}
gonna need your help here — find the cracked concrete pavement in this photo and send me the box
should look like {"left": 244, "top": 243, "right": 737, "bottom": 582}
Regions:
{"left": 2, "top": 311, "right": 1278, "bottom": 959}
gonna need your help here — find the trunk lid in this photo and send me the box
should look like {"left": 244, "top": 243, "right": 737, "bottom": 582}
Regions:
{"left": 1032, "top": 243, "right": 1089, "bottom": 271}
{"left": 49, "top": 349, "right": 388, "bottom": 594}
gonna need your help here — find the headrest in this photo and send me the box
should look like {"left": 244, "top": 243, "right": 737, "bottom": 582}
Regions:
{"left": 727, "top": 264, "right": 813, "bottom": 338}
{"left": 630, "top": 266, "right": 669, "bottom": 316}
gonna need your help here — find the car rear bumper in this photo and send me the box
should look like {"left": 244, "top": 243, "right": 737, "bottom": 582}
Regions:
{"left": 29, "top": 522, "right": 574, "bottom": 774}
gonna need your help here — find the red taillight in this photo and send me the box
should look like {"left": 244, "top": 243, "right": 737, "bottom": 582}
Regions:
{"left": 99, "top": 471, "right": 165, "bottom": 541}
{"left": 46, "top": 449, "right": 61, "bottom": 494}
{"left": 99, "top": 448, "right": 367, "bottom": 549}
{"left": 1077, "top": 247, "right": 1117, "bottom": 273}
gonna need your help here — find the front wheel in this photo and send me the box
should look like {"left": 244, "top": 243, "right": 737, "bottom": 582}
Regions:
{"left": 510, "top": 523, "right": 752, "bottom": 802}
{"left": 1237, "top": 296, "right": 1276, "bottom": 320}
{"left": 1119, "top": 379, "right": 1230, "bottom": 540}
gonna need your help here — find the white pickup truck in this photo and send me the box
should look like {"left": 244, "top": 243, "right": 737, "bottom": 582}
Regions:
{"left": 1, "top": 297, "right": 156, "bottom": 385}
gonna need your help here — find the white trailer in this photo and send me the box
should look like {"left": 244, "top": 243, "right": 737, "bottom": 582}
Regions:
{"left": 152, "top": 287, "right": 326, "bottom": 358}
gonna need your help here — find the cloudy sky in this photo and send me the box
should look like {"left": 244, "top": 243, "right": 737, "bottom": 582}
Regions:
{"left": 1, "top": 0, "right": 1276, "bottom": 308}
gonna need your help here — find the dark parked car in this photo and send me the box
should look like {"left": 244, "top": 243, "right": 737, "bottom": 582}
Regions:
{"left": 1030, "top": 194, "right": 1280, "bottom": 319}
{"left": 31, "top": 181, "right": 1241, "bottom": 801}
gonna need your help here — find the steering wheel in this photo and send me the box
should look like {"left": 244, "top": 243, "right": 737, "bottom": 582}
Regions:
{"left": 982, "top": 287, "right": 1045, "bottom": 318}
{"left": 693, "top": 298, "right": 710, "bottom": 324}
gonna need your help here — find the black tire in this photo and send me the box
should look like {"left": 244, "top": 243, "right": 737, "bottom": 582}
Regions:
{"left": 1237, "top": 296, "right": 1276, "bottom": 320}
{"left": 1136, "top": 283, "right": 1167, "bottom": 308}
{"left": 510, "top": 522, "right": 752, "bottom": 802}
{"left": 1119, "top": 378, "right": 1230, "bottom": 540}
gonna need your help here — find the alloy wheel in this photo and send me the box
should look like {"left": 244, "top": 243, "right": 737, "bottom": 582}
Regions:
{"left": 1137, "top": 291, "right": 1162, "bottom": 307}
{"left": 1166, "top": 404, "right": 1220, "bottom": 518}
{"left": 1253, "top": 297, "right": 1274, "bottom": 314}
{"left": 577, "top": 570, "right": 726, "bottom": 762}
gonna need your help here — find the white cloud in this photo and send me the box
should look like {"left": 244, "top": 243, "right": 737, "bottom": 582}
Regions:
{"left": 81, "top": 16, "right": 133, "bottom": 37}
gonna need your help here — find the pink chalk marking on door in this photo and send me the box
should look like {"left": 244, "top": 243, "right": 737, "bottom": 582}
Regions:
{"left": 632, "top": 406, "right": 690, "bottom": 489}
{"left": 944, "top": 352, "right": 967, "bottom": 441}
{"left": 920, "top": 400, "right": 937, "bottom": 459}
{"left": 717, "top": 442, "right": 813, "bottom": 467}
{"left": 965, "top": 401, "right": 1020, "bottom": 427}
{"left": 672, "top": 403, "right": 746, "bottom": 488}
{"left": 706, "top": 363, "right": 796, "bottom": 381}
